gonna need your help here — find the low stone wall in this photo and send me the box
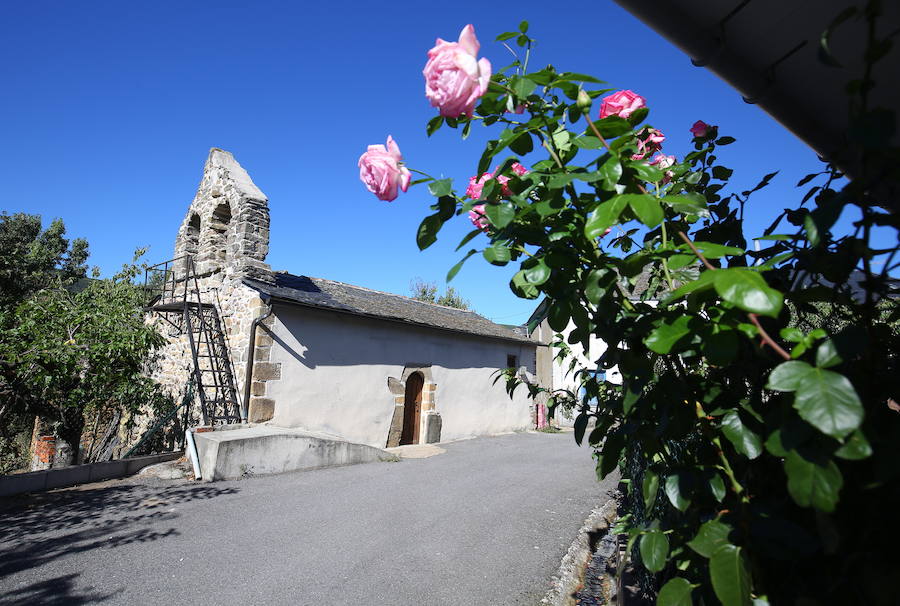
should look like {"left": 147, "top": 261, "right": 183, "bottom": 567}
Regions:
{"left": 0, "top": 451, "right": 183, "bottom": 498}
{"left": 192, "top": 426, "right": 397, "bottom": 481}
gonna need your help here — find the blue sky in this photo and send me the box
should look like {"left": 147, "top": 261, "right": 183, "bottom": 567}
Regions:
{"left": 0, "top": 1, "right": 864, "bottom": 323}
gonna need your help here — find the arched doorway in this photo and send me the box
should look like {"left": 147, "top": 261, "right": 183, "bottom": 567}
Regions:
{"left": 400, "top": 372, "right": 423, "bottom": 445}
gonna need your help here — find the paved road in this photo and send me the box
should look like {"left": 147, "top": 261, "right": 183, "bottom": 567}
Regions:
{"left": 0, "top": 431, "right": 616, "bottom": 605}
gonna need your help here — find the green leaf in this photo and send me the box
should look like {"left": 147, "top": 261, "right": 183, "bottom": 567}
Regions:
{"left": 663, "top": 270, "right": 716, "bottom": 302}
{"left": 657, "top": 578, "right": 693, "bottom": 606}
{"left": 642, "top": 469, "right": 659, "bottom": 512}
{"left": 510, "top": 270, "right": 539, "bottom": 299}
{"left": 455, "top": 228, "right": 482, "bottom": 252}
{"left": 553, "top": 72, "right": 604, "bottom": 85}
{"left": 687, "top": 242, "right": 745, "bottom": 258}
{"left": 784, "top": 450, "right": 843, "bottom": 512}
{"left": 834, "top": 430, "right": 872, "bottom": 460}
{"left": 584, "top": 269, "right": 609, "bottom": 305}
{"left": 721, "top": 410, "right": 762, "bottom": 459}
{"left": 426, "top": 116, "right": 444, "bottom": 136}
{"left": 645, "top": 316, "right": 692, "bottom": 354}
{"left": 574, "top": 412, "right": 589, "bottom": 446}
{"left": 523, "top": 258, "right": 551, "bottom": 285}
{"left": 665, "top": 474, "right": 691, "bottom": 512}
{"left": 447, "top": 249, "right": 477, "bottom": 282}
{"left": 485, "top": 201, "right": 516, "bottom": 228}
{"left": 548, "top": 300, "right": 570, "bottom": 332}
{"left": 688, "top": 520, "right": 732, "bottom": 558}
{"left": 662, "top": 193, "right": 709, "bottom": 217}
{"left": 584, "top": 196, "right": 627, "bottom": 239}
{"left": 416, "top": 214, "right": 441, "bottom": 250}
{"left": 766, "top": 360, "right": 812, "bottom": 391}
{"left": 712, "top": 166, "right": 734, "bottom": 180}
{"left": 713, "top": 268, "right": 783, "bottom": 317}
{"left": 518, "top": 20, "right": 529, "bottom": 33}
{"left": 710, "top": 544, "right": 752, "bottom": 606}
{"left": 589, "top": 116, "right": 632, "bottom": 138}
{"left": 597, "top": 431, "right": 624, "bottom": 479}
{"left": 495, "top": 31, "right": 518, "bottom": 41}
{"left": 629, "top": 195, "right": 664, "bottom": 227}
{"left": 509, "top": 132, "right": 534, "bottom": 155}
{"left": 573, "top": 136, "right": 604, "bottom": 150}
{"left": 510, "top": 76, "right": 536, "bottom": 99}
{"left": 793, "top": 367, "right": 863, "bottom": 439}
{"left": 428, "top": 178, "right": 452, "bottom": 197}
{"left": 716, "top": 136, "right": 736, "bottom": 145}
{"left": 709, "top": 473, "right": 726, "bottom": 502}
{"left": 483, "top": 244, "right": 511, "bottom": 266}
{"left": 629, "top": 161, "right": 664, "bottom": 183}
{"left": 640, "top": 530, "right": 669, "bottom": 573}
{"left": 597, "top": 155, "right": 622, "bottom": 190}
{"left": 815, "top": 339, "right": 842, "bottom": 368}
{"left": 627, "top": 107, "right": 649, "bottom": 126}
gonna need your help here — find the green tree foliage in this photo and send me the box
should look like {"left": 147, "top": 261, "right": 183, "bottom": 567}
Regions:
{"left": 399, "top": 8, "right": 899, "bottom": 604}
{"left": 0, "top": 212, "right": 89, "bottom": 311}
{"left": 409, "top": 277, "right": 471, "bottom": 310}
{"left": 0, "top": 257, "right": 169, "bottom": 463}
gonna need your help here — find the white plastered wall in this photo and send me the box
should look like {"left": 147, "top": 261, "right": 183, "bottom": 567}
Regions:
{"left": 263, "top": 304, "right": 536, "bottom": 447}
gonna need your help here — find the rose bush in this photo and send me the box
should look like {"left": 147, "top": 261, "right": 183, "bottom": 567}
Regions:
{"left": 360, "top": 12, "right": 899, "bottom": 606}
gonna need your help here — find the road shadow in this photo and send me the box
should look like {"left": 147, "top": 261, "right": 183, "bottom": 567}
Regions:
{"left": 0, "top": 480, "right": 239, "bottom": 601}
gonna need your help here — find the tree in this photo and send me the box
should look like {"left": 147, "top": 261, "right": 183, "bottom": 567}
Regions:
{"left": 363, "top": 11, "right": 899, "bottom": 605}
{"left": 409, "top": 277, "right": 470, "bottom": 310}
{"left": 0, "top": 212, "right": 88, "bottom": 311}
{"left": 0, "top": 252, "right": 171, "bottom": 468}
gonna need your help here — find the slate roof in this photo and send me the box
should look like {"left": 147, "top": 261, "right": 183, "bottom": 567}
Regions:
{"left": 244, "top": 272, "right": 536, "bottom": 345}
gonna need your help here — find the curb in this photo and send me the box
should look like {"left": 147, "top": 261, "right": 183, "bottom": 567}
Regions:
{"left": 542, "top": 496, "right": 620, "bottom": 606}
{"left": 0, "top": 451, "right": 184, "bottom": 498}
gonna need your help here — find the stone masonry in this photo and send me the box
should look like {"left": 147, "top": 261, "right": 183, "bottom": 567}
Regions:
{"left": 150, "top": 149, "right": 280, "bottom": 424}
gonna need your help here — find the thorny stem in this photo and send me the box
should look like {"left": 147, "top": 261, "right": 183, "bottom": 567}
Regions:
{"left": 678, "top": 230, "right": 792, "bottom": 361}
{"left": 748, "top": 314, "right": 792, "bottom": 361}
{"left": 695, "top": 400, "right": 747, "bottom": 499}
{"left": 659, "top": 197, "right": 675, "bottom": 291}
{"left": 542, "top": 139, "right": 565, "bottom": 169}
{"left": 677, "top": 231, "right": 716, "bottom": 271}
{"left": 408, "top": 168, "right": 437, "bottom": 180}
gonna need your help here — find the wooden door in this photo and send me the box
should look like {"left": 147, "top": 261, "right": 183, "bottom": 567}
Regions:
{"left": 400, "top": 373, "right": 423, "bottom": 445}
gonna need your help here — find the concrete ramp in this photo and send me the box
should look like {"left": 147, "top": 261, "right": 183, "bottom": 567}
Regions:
{"left": 192, "top": 426, "right": 397, "bottom": 481}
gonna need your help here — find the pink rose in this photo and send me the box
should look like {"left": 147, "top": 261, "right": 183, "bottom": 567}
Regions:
{"left": 468, "top": 204, "right": 490, "bottom": 231}
{"left": 649, "top": 154, "right": 676, "bottom": 170}
{"left": 466, "top": 172, "right": 510, "bottom": 199}
{"left": 690, "top": 120, "right": 712, "bottom": 138}
{"left": 423, "top": 25, "right": 492, "bottom": 118}
{"left": 511, "top": 162, "right": 528, "bottom": 176}
{"left": 358, "top": 136, "right": 412, "bottom": 202}
{"left": 631, "top": 128, "right": 665, "bottom": 161}
{"left": 598, "top": 90, "right": 646, "bottom": 119}
{"left": 649, "top": 154, "right": 676, "bottom": 183}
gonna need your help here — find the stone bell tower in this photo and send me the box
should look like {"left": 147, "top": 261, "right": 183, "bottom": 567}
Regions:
{"left": 173, "top": 148, "right": 273, "bottom": 285}
{"left": 150, "top": 149, "right": 278, "bottom": 427}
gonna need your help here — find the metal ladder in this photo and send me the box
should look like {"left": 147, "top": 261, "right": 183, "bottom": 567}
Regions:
{"left": 144, "top": 257, "right": 242, "bottom": 425}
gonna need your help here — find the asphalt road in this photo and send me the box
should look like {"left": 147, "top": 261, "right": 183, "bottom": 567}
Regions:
{"left": 0, "top": 431, "right": 617, "bottom": 605}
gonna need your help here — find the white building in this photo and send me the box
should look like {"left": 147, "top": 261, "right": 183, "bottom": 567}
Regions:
{"left": 150, "top": 149, "right": 538, "bottom": 452}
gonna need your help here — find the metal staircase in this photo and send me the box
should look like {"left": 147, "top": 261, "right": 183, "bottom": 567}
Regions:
{"left": 144, "top": 256, "right": 242, "bottom": 425}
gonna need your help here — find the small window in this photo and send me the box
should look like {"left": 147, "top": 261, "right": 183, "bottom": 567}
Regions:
{"left": 507, "top": 354, "right": 518, "bottom": 369}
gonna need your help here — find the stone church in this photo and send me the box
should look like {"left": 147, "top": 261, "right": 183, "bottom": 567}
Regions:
{"left": 150, "top": 148, "right": 539, "bottom": 451}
